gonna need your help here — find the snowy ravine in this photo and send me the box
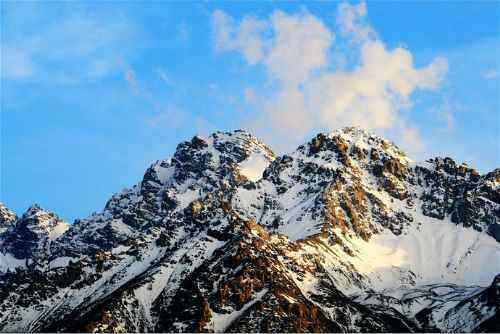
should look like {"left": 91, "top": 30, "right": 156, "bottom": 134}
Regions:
{"left": 0, "top": 127, "right": 498, "bottom": 333}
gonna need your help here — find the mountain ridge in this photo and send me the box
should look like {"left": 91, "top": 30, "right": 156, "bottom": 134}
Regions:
{"left": 0, "top": 127, "right": 498, "bottom": 332}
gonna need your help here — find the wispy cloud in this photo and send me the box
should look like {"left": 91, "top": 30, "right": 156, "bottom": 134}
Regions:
{"left": 147, "top": 105, "right": 186, "bottom": 129}
{"left": 1, "top": 7, "right": 139, "bottom": 84}
{"left": 430, "top": 99, "right": 456, "bottom": 133}
{"left": 157, "top": 68, "right": 174, "bottom": 87}
{"left": 124, "top": 68, "right": 140, "bottom": 94}
{"left": 482, "top": 69, "right": 498, "bottom": 80}
{"left": 195, "top": 116, "right": 216, "bottom": 137}
{"left": 440, "top": 109, "right": 455, "bottom": 132}
{"left": 211, "top": 2, "right": 448, "bottom": 153}
{"left": 177, "top": 21, "right": 190, "bottom": 42}
{"left": 120, "top": 62, "right": 186, "bottom": 130}
{"left": 1, "top": 47, "right": 35, "bottom": 80}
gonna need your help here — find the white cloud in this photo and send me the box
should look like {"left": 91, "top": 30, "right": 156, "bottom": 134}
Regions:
{"left": 213, "top": 9, "right": 332, "bottom": 84}
{"left": 336, "top": 1, "right": 376, "bottom": 42}
{"left": 263, "top": 86, "right": 313, "bottom": 137}
{"left": 211, "top": 3, "right": 448, "bottom": 153}
{"left": 398, "top": 123, "right": 425, "bottom": 153}
{"left": 265, "top": 11, "right": 333, "bottom": 84}
{"left": 307, "top": 41, "right": 448, "bottom": 131}
{"left": 212, "top": 10, "right": 267, "bottom": 65}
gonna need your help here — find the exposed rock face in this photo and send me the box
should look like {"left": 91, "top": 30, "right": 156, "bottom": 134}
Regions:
{"left": 0, "top": 203, "right": 16, "bottom": 236}
{"left": 0, "top": 127, "right": 498, "bottom": 333}
{"left": 1, "top": 204, "right": 68, "bottom": 261}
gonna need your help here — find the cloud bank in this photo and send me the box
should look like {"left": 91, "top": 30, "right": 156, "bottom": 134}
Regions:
{"left": 212, "top": 2, "right": 448, "bottom": 153}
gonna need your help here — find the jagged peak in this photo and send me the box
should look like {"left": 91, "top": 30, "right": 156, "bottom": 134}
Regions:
{"left": 22, "top": 203, "right": 63, "bottom": 222}
{"left": 0, "top": 126, "right": 499, "bottom": 333}
{"left": 167, "top": 130, "right": 275, "bottom": 182}
{"left": 136, "top": 130, "right": 276, "bottom": 199}
{"left": 180, "top": 129, "right": 275, "bottom": 159}
{"left": 0, "top": 202, "right": 17, "bottom": 223}
{"left": 417, "top": 156, "right": 482, "bottom": 182}
{"left": 329, "top": 126, "right": 409, "bottom": 161}
{"left": 18, "top": 204, "right": 68, "bottom": 239}
{"left": 23, "top": 203, "right": 46, "bottom": 217}
{"left": 484, "top": 168, "right": 500, "bottom": 190}
{"left": 0, "top": 203, "right": 17, "bottom": 235}
{"left": 292, "top": 127, "right": 410, "bottom": 170}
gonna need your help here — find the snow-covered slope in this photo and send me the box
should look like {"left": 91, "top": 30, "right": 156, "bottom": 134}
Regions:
{"left": 0, "top": 127, "right": 498, "bottom": 332}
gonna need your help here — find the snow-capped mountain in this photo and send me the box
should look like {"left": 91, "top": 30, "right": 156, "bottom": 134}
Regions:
{"left": 0, "top": 127, "right": 498, "bottom": 332}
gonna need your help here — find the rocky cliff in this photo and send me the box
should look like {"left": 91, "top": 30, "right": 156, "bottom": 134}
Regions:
{"left": 0, "top": 127, "right": 498, "bottom": 332}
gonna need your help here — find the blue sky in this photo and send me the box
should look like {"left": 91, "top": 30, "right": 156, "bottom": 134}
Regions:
{"left": 1, "top": 1, "right": 499, "bottom": 222}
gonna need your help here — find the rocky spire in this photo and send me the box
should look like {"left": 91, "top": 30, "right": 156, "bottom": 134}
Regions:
{"left": 0, "top": 204, "right": 68, "bottom": 259}
{"left": 0, "top": 202, "right": 17, "bottom": 235}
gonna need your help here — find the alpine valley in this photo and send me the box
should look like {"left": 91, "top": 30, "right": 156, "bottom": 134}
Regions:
{"left": 1, "top": 127, "right": 499, "bottom": 333}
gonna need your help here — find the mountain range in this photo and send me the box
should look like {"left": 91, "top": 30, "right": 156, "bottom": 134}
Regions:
{"left": 0, "top": 127, "right": 499, "bottom": 332}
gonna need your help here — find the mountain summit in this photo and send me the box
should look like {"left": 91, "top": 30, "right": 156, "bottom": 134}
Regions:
{"left": 0, "top": 127, "right": 499, "bottom": 332}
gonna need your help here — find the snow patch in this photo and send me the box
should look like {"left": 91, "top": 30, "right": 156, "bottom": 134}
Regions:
{"left": 345, "top": 217, "right": 500, "bottom": 290}
{"left": 110, "top": 219, "right": 133, "bottom": 236}
{"left": 208, "top": 288, "right": 268, "bottom": 332}
{"left": 238, "top": 152, "right": 270, "bottom": 182}
{"left": 0, "top": 253, "right": 26, "bottom": 273}
{"left": 49, "top": 256, "right": 75, "bottom": 269}
{"left": 154, "top": 165, "right": 174, "bottom": 183}
{"left": 48, "top": 222, "right": 69, "bottom": 240}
